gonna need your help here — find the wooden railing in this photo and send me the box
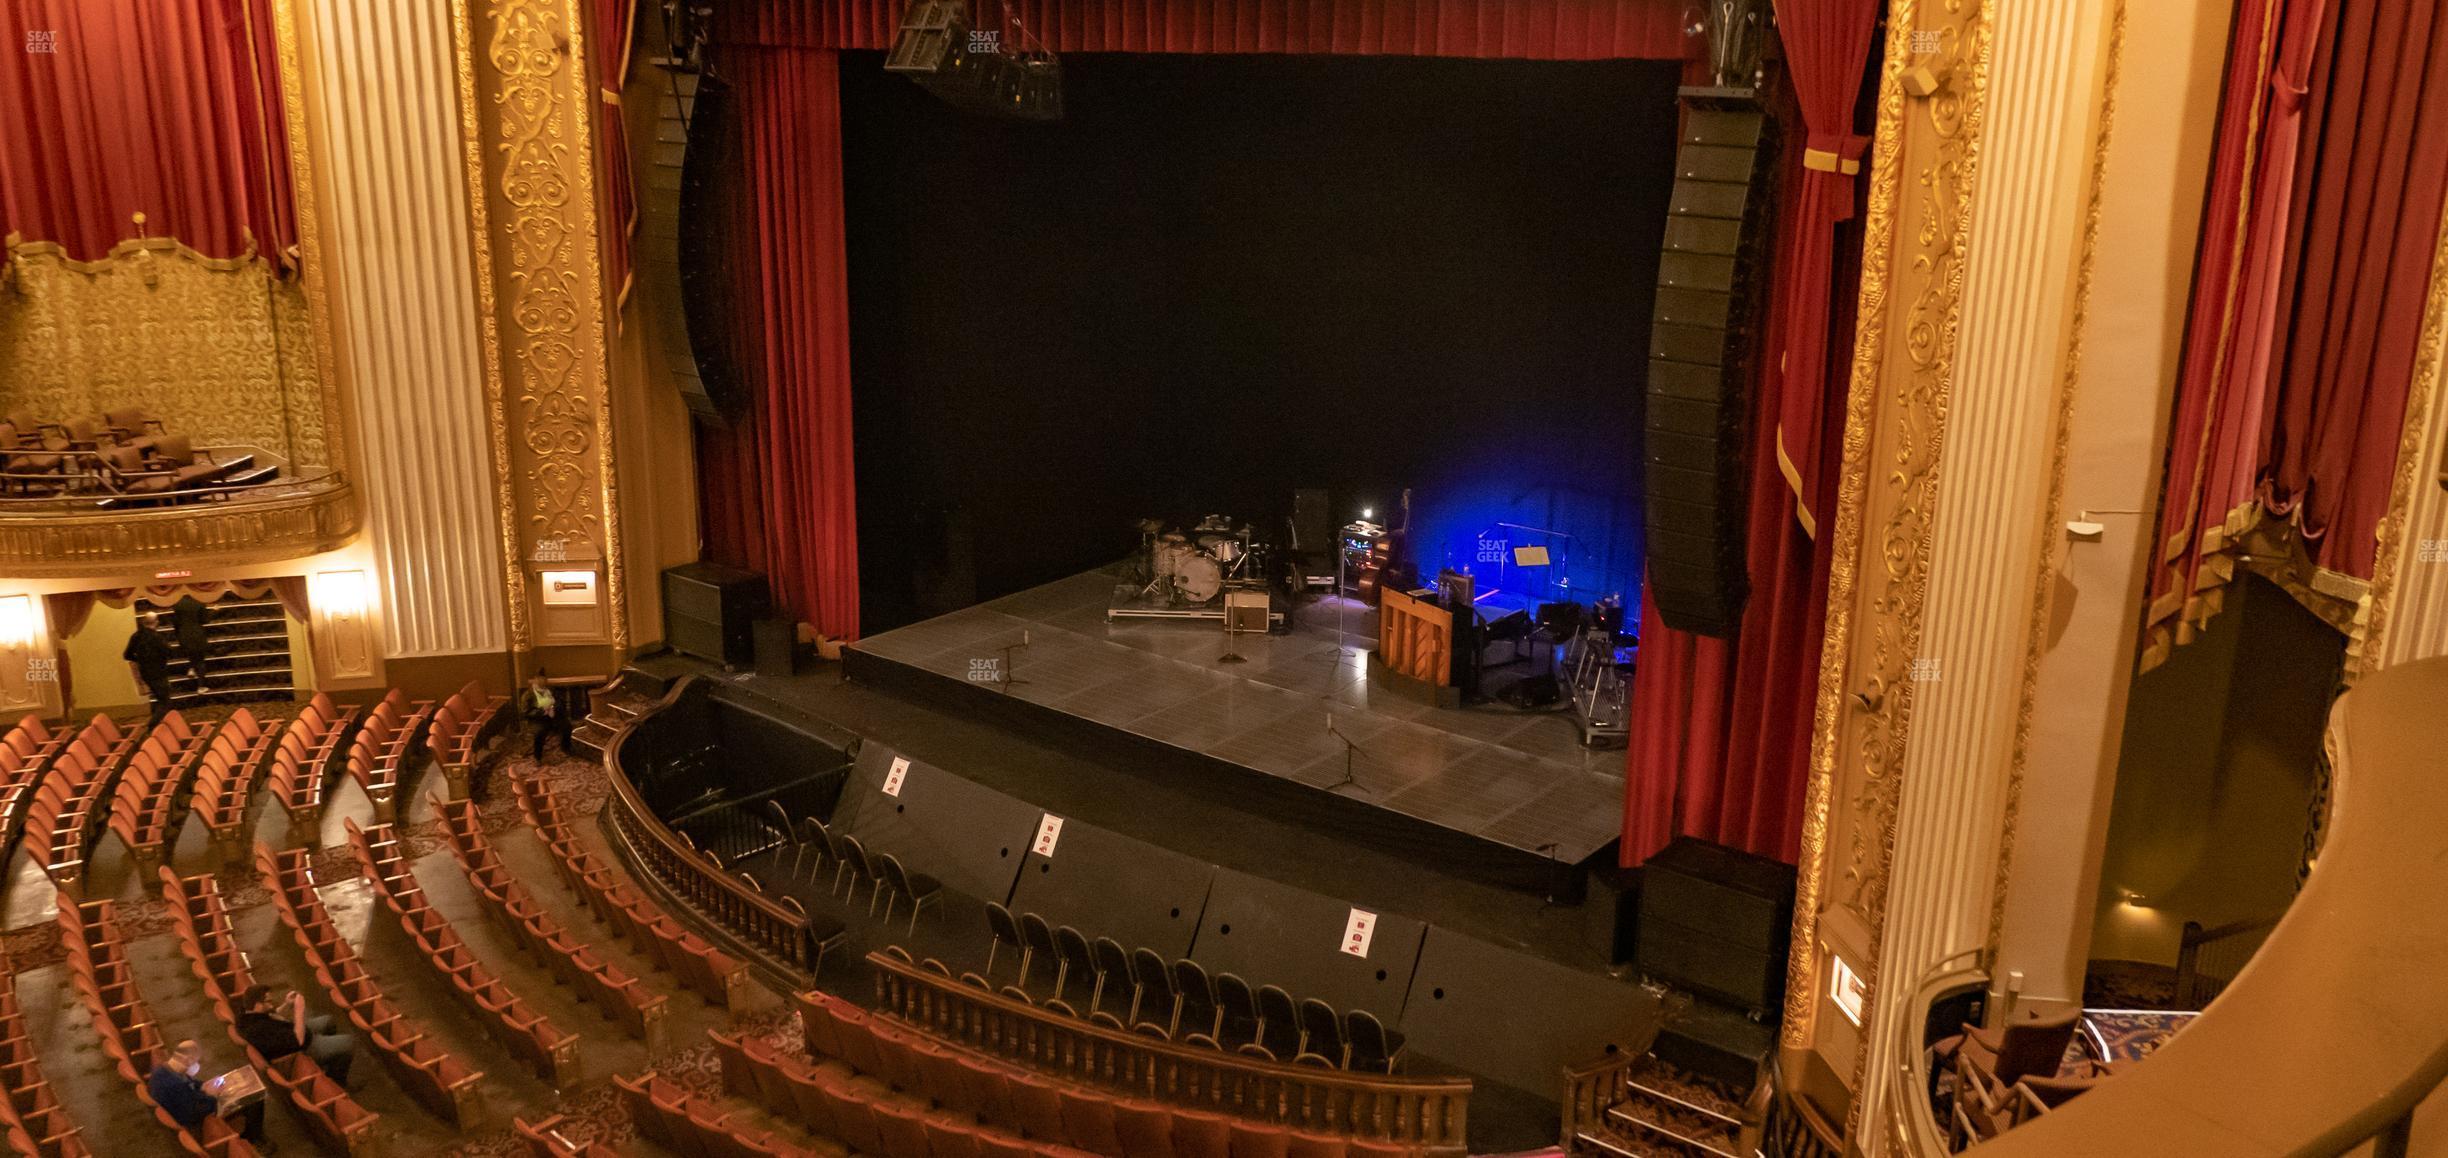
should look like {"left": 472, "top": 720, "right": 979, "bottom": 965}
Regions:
{"left": 602, "top": 677, "right": 819, "bottom": 975}
{"left": 867, "top": 951, "right": 1473, "bottom": 1155}
{"left": 2173, "top": 914, "right": 2278, "bottom": 1008}
{"left": 1558, "top": 1050, "right": 1638, "bottom": 1151}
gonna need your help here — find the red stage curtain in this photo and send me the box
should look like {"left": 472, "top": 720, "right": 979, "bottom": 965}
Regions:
{"left": 694, "top": 44, "right": 863, "bottom": 642}
{"left": 2144, "top": 0, "right": 2448, "bottom": 663}
{"left": 0, "top": 0, "right": 295, "bottom": 266}
{"left": 729, "top": 0, "right": 1690, "bottom": 58}
{"left": 589, "top": 0, "right": 639, "bottom": 318}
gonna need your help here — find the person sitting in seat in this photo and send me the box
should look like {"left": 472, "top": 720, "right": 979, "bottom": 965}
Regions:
{"left": 526, "top": 669, "right": 573, "bottom": 763}
{"left": 236, "top": 984, "right": 354, "bottom": 1086}
{"left": 148, "top": 1038, "right": 268, "bottom": 1148}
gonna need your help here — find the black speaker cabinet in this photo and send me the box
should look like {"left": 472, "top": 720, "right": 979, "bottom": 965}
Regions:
{"left": 1634, "top": 836, "right": 1795, "bottom": 1015}
{"left": 752, "top": 617, "right": 799, "bottom": 678}
{"left": 1644, "top": 96, "right": 1781, "bottom": 637}
{"left": 1582, "top": 858, "right": 1640, "bottom": 965}
{"left": 663, "top": 563, "right": 769, "bottom": 669}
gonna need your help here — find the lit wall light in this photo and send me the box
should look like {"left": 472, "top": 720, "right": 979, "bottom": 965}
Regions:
{"left": 313, "top": 570, "right": 369, "bottom": 618}
{"left": 2117, "top": 888, "right": 2150, "bottom": 908}
{"left": 1829, "top": 954, "right": 1868, "bottom": 1026}
{"left": 0, "top": 595, "right": 34, "bottom": 649}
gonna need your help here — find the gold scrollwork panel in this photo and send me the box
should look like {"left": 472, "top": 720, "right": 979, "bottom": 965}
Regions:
{"left": 451, "top": 0, "right": 627, "bottom": 655}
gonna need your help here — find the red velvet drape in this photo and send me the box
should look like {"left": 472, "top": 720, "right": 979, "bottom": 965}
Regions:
{"left": 2145, "top": 0, "right": 2448, "bottom": 662}
{"left": 589, "top": 0, "right": 638, "bottom": 318}
{"left": 0, "top": 0, "right": 294, "bottom": 266}
{"left": 1619, "top": 0, "right": 1876, "bottom": 867}
{"left": 732, "top": 0, "right": 1688, "bottom": 57}
{"left": 695, "top": 42, "right": 864, "bottom": 642}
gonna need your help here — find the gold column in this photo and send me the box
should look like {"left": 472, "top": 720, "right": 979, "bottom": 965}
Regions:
{"left": 450, "top": 0, "right": 629, "bottom": 665}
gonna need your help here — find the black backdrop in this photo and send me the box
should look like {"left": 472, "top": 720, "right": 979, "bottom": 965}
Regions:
{"left": 841, "top": 51, "right": 1679, "bottom": 631}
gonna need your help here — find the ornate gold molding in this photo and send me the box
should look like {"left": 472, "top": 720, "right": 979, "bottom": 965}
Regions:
{"left": 1987, "top": 0, "right": 2128, "bottom": 959}
{"left": 1782, "top": 0, "right": 1995, "bottom": 1059}
{"left": 0, "top": 479, "right": 360, "bottom": 576}
{"left": 2359, "top": 144, "right": 2448, "bottom": 675}
{"left": 449, "top": 0, "right": 628, "bottom": 658}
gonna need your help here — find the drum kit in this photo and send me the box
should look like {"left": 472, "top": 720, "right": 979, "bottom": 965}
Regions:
{"left": 1131, "top": 515, "right": 1271, "bottom": 606}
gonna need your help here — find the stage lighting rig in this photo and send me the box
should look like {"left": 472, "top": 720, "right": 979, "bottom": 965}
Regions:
{"left": 886, "top": 0, "right": 1063, "bottom": 122}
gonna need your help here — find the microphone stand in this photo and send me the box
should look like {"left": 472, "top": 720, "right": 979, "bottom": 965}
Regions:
{"left": 1325, "top": 714, "right": 1369, "bottom": 796}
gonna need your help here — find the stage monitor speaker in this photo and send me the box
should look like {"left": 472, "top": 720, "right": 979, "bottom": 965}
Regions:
{"left": 1634, "top": 837, "right": 1795, "bottom": 1015}
{"left": 752, "top": 618, "right": 799, "bottom": 678}
{"left": 1401, "top": 927, "right": 1655, "bottom": 1094}
{"left": 1582, "top": 859, "right": 1639, "bottom": 965}
{"left": 662, "top": 563, "right": 768, "bottom": 669}
{"left": 1644, "top": 97, "right": 1780, "bottom": 637}
{"left": 1291, "top": 488, "right": 1332, "bottom": 560}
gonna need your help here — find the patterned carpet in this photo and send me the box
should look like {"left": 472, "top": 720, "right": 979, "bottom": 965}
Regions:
{"left": 2084, "top": 1009, "right": 2198, "bottom": 1065}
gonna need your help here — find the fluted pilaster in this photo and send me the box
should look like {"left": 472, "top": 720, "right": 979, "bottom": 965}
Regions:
{"left": 300, "top": 0, "right": 507, "bottom": 658}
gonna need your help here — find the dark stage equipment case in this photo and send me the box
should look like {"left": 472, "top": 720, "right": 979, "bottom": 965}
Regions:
{"left": 663, "top": 563, "right": 769, "bottom": 669}
{"left": 1634, "top": 836, "right": 1796, "bottom": 1016}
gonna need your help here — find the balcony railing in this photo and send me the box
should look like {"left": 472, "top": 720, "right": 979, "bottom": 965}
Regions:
{"left": 0, "top": 471, "right": 359, "bottom": 575}
{"left": 1910, "top": 656, "right": 2448, "bottom": 1157}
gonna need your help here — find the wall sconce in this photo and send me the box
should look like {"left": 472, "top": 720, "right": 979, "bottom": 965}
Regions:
{"left": 0, "top": 595, "right": 35, "bottom": 650}
{"left": 311, "top": 570, "right": 375, "bottom": 679}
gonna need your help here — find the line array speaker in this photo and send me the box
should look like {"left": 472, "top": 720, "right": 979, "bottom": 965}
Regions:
{"left": 1644, "top": 96, "right": 1779, "bottom": 638}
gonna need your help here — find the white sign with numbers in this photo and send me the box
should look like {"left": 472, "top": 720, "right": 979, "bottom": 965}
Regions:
{"left": 882, "top": 757, "right": 910, "bottom": 797}
{"left": 1341, "top": 908, "right": 1377, "bottom": 958}
{"left": 1032, "top": 814, "right": 1065, "bottom": 858}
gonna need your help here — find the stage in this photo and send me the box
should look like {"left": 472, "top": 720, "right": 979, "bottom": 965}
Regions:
{"left": 843, "top": 567, "right": 1628, "bottom": 891}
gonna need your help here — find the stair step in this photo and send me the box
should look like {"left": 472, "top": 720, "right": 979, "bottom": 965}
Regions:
{"left": 1604, "top": 1104, "right": 1742, "bottom": 1158}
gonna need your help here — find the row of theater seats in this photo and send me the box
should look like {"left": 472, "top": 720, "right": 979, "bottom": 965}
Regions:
{"left": 346, "top": 818, "right": 583, "bottom": 1088}
{"left": 433, "top": 795, "right": 671, "bottom": 1050}
{"left": 973, "top": 903, "right": 1405, "bottom": 1074}
{"left": 256, "top": 842, "right": 487, "bottom": 1127}
{"left": 102, "top": 709, "right": 220, "bottom": 880}
{"left": 265, "top": 692, "right": 360, "bottom": 836}
{"left": 20, "top": 716, "right": 142, "bottom": 894}
{"left": 344, "top": 689, "right": 434, "bottom": 824}
{"left": 188, "top": 707, "right": 283, "bottom": 863}
{"left": 428, "top": 681, "right": 511, "bottom": 797}
{"left": 620, "top": 1070, "right": 847, "bottom": 1158}
{"left": 54, "top": 892, "right": 259, "bottom": 1156}
{"left": 0, "top": 408, "right": 264, "bottom": 502}
{"left": 0, "top": 974, "right": 93, "bottom": 1155}
{"left": 513, "top": 764, "right": 757, "bottom": 1009}
{"left": 160, "top": 868, "right": 381, "bottom": 1154}
{"left": 766, "top": 990, "right": 1418, "bottom": 1158}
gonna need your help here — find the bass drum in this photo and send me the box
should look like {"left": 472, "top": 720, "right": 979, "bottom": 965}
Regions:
{"left": 1173, "top": 554, "right": 1224, "bottom": 603}
{"left": 1152, "top": 537, "right": 1193, "bottom": 581}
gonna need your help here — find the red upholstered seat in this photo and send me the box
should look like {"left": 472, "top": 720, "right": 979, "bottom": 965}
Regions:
{"left": 1286, "top": 1132, "right": 1348, "bottom": 1158}
{"left": 1229, "top": 1121, "right": 1292, "bottom": 1158}
{"left": 957, "top": 1054, "right": 1021, "bottom": 1132}
{"left": 817, "top": 1073, "right": 887, "bottom": 1155}
{"left": 1344, "top": 1142, "right": 1414, "bottom": 1158}
{"left": 1167, "top": 1110, "right": 1235, "bottom": 1158}
{"left": 875, "top": 1100, "right": 935, "bottom": 1158}
{"left": 977, "top": 1136, "right": 1035, "bottom": 1158}
{"left": 926, "top": 1114, "right": 988, "bottom": 1158}
{"left": 916, "top": 1042, "right": 973, "bottom": 1113}
{"left": 1007, "top": 1072, "right": 1071, "bottom": 1142}
{"left": 1056, "top": 1087, "right": 1125, "bottom": 1158}
{"left": 1111, "top": 1100, "right": 1176, "bottom": 1158}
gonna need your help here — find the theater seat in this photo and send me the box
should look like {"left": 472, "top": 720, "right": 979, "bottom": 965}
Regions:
{"left": 1168, "top": 1110, "right": 1235, "bottom": 1158}
{"left": 1228, "top": 1121, "right": 1292, "bottom": 1158}
{"left": 876, "top": 1100, "right": 935, "bottom": 1158}
{"left": 926, "top": 1113, "right": 988, "bottom": 1158}
{"left": 1007, "top": 1072, "right": 1071, "bottom": 1142}
{"left": 1286, "top": 1132, "right": 1348, "bottom": 1158}
{"left": 1111, "top": 1099, "right": 1176, "bottom": 1158}
{"left": 1055, "top": 1086, "right": 1124, "bottom": 1158}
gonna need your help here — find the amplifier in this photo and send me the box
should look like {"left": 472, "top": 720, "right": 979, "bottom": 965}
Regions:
{"left": 1635, "top": 837, "right": 1795, "bottom": 1014}
{"left": 1224, "top": 589, "right": 1270, "bottom": 634}
{"left": 663, "top": 563, "right": 769, "bottom": 669}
